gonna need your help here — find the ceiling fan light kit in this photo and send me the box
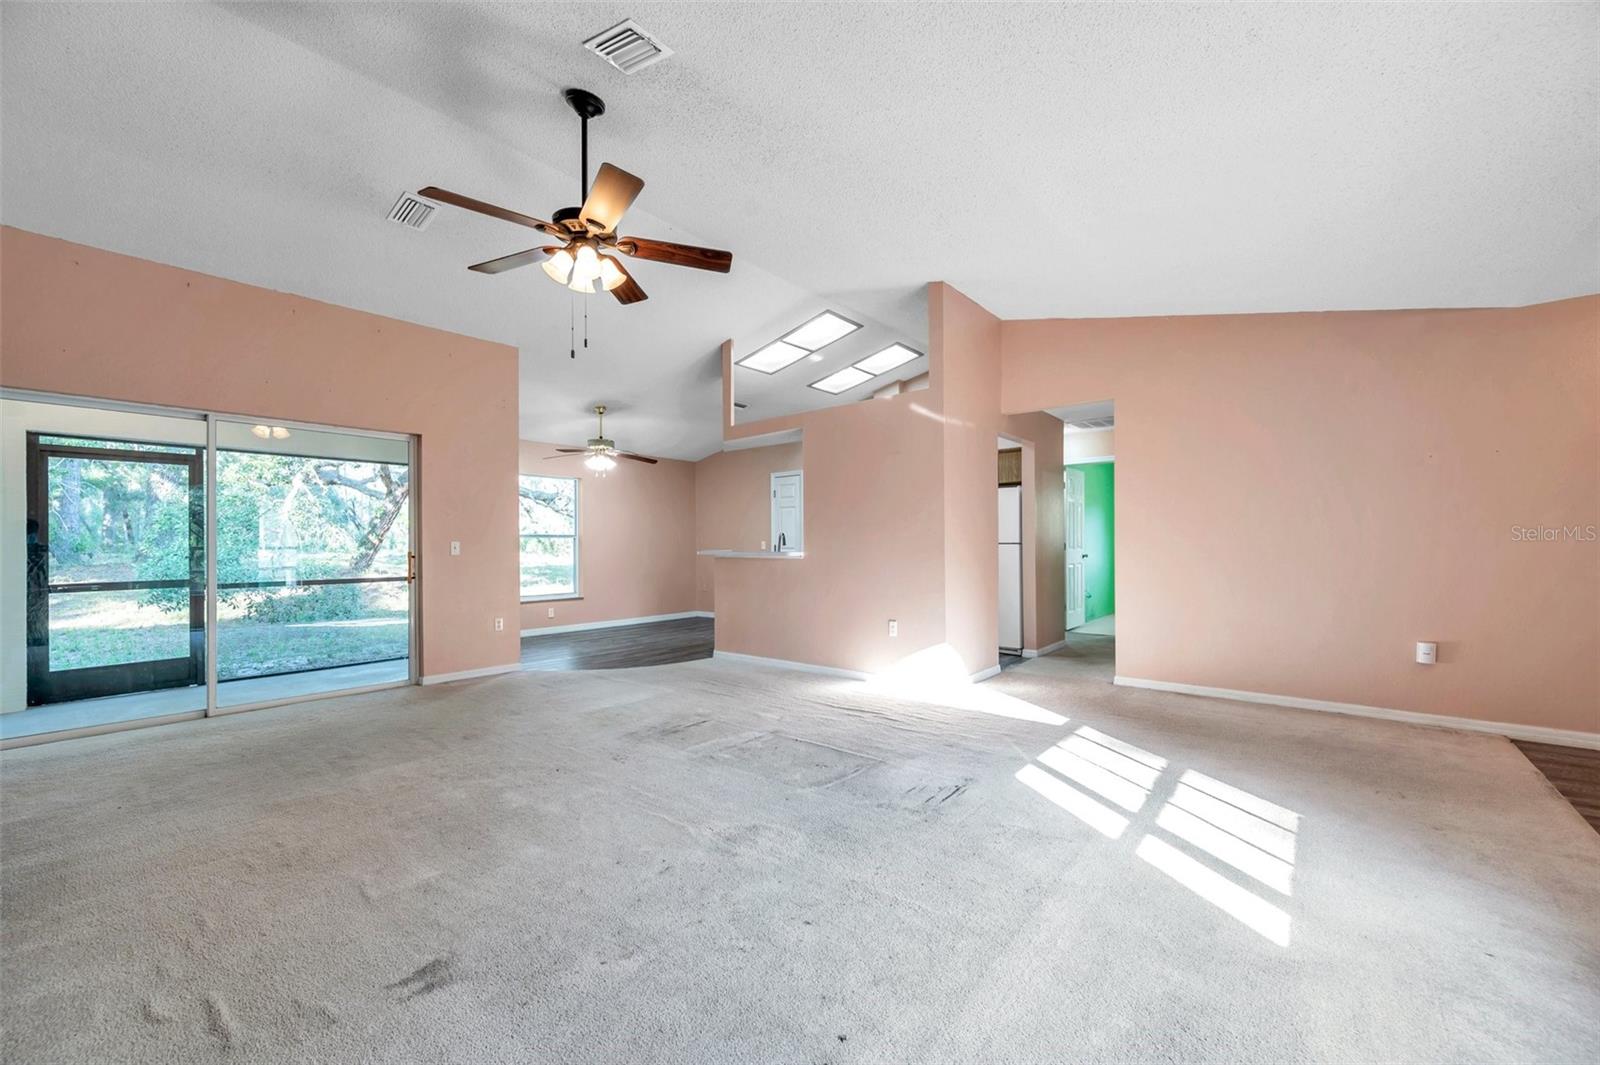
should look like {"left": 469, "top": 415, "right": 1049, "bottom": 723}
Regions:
{"left": 544, "top": 405, "right": 659, "bottom": 474}
{"left": 418, "top": 87, "right": 732, "bottom": 309}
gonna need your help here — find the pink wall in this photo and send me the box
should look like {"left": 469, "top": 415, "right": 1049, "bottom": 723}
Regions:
{"left": 711, "top": 391, "right": 949, "bottom": 672}
{"left": 0, "top": 227, "right": 522, "bottom": 679}
{"left": 692, "top": 442, "right": 803, "bottom": 613}
{"left": 712, "top": 292, "right": 1065, "bottom": 677}
{"left": 1002, "top": 296, "right": 1600, "bottom": 735}
{"left": 935, "top": 284, "right": 1005, "bottom": 673}
{"left": 933, "top": 285, "right": 1067, "bottom": 666}
{"left": 517, "top": 441, "right": 696, "bottom": 632}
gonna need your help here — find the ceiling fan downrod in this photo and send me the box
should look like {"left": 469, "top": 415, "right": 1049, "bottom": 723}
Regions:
{"left": 563, "top": 88, "right": 606, "bottom": 212}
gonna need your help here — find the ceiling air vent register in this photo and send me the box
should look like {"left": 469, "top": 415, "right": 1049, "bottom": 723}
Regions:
{"left": 1065, "top": 416, "right": 1115, "bottom": 431}
{"left": 387, "top": 192, "right": 437, "bottom": 231}
{"left": 584, "top": 19, "right": 673, "bottom": 75}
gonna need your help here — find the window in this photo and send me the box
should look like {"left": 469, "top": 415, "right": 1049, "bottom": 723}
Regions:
{"left": 519, "top": 474, "right": 578, "bottom": 599}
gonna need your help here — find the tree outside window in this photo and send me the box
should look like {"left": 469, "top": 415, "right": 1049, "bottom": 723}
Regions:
{"left": 519, "top": 474, "right": 578, "bottom": 599}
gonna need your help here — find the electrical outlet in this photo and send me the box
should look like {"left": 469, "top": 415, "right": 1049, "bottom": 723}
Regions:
{"left": 888, "top": 619, "right": 898, "bottom": 637}
{"left": 494, "top": 617, "right": 504, "bottom": 632}
{"left": 450, "top": 540, "right": 461, "bottom": 556}
{"left": 547, "top": 606, "right": 556, "bottom": 619}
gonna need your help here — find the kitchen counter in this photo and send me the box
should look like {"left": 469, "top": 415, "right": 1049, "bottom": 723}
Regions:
{"left": 697, "top": 549, "right": 805, "bottom": 560}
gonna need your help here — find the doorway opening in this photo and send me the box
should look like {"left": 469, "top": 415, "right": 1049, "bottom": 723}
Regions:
{"left": 1061, "top": 402, "right": 1115, "bottom": 639}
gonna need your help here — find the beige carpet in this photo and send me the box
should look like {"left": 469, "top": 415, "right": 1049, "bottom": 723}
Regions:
{"left": 3, "top": 638, "right": 1596, "bottom": 1063}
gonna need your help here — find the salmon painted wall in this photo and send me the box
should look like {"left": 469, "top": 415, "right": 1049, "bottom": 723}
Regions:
{"left": 692, "top": 442, "right": 803, "bottom": 613}
{"left": 934, "top": 284, "right": 1067, "bottom": 666}
{"left": 716, "top": 337, "right": 949, "bottom": 673}
{"left": 517, "top": 441, "right": 696, "bottom": 632}
{"left": 711, "top": 289, "right": 1063, "bottom": 677}
{"left": 935, "top": 284, "right": 1005, "bottom": 673}
{"left": 713, "top": 391, "right": 949, "bottom": 674}
{"left": 1002, "top": 296, "right": 1600, "bottom": 735}
{"left": 0, "top": 227, "right": 522, "bottom": 679}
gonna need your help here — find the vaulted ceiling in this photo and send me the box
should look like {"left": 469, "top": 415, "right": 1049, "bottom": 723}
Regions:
{"left": 4, "top": 3, "right": 1594, "bottom": 457}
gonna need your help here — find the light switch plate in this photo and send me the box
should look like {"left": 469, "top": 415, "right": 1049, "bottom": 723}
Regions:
{"left": 450, "top": 540, "right": 461, "bottom": 556}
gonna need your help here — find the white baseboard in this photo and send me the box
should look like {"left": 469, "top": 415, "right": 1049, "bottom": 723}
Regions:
{"left": 1021, "top": 638, "right": 1069, "bottom": 659}
{"left": 1113, "top": 676, "right": 1600, "bottom": 750}
{"left": 712, "top": 650, "right": 869, "bottom": 681}
{"left": 971, "top": 664, "right": 1002, "bottom": 682}
{"left": 420, "top": 664, "right": 522, "bottom": 686}
{"left": 521, "top": 611, "right": 713, "bottom": 638}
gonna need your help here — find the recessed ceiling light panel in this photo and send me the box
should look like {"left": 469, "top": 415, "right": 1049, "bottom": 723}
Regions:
{"left": 737, "top": 340, "right": 809, "bottom": 374}
{"left": 783, "top": 311, "right": 861, "bottom": 352}
{"left": 853, "top": 342, "right": 922, "bottom": 376}
{"left": 809, "top": 366, "right": 873, "bottom": 395}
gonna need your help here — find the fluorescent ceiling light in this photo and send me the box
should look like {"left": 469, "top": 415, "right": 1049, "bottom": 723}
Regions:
{"left": 854, "top": 343, "right": 922, "bottom": 376}
{"left": 783, "top": 311, "right": 861, "bottom": 352}
{"left": 809, "top": 366, "right": 873, "bottom": 395}
{"left": 737, "top": 340, "right": 809, "bottom": 374}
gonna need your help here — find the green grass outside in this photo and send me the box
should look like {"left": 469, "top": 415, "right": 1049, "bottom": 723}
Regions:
{"left": 47, "top": 589, "right": 407, "bottom": 680}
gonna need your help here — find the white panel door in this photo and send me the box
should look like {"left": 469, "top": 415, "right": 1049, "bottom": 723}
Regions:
{"left": 1065, "top": 467, "right": 1086, "bottom": 630}
{"left": 998, "top": 543, "right": 1023, "bottom": 652}
{"left": 770, "top": 471, "right": 803, "bottom": 552}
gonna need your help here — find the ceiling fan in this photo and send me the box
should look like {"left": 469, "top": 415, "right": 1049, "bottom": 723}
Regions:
{"left": 419, "top": 88, "right": 732, "bottom": 305}
{"left": 547, "top": 405, "right": 658, "bottom": 472}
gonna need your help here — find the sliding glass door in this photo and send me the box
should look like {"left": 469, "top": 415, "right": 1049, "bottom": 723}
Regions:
{"left": 1, "top": 399, "right": 210, "bottom": 740}
{"left": 26, "top": 435, "right": 205, "bottom": 704}
{"left": 214, "top": 420, "right": 412, "bottom": 707}
{"left": 0, "top": 394, "right": 416, "bottom": 744}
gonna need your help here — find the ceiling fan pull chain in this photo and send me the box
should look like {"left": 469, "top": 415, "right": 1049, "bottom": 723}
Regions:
{"left": 584, "top": 300, "right": 589, "bottom": 349}
{"left": 570, "top": 291, "right": 576, "bottom": 359}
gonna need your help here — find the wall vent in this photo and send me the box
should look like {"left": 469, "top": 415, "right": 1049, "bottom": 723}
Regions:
{"left": 1065, "top": 416, "right": 1115, "bottom": 431}
{"left": 584, "top": 19, "right": 673, "bottom": 74}
{"left": 387, "top": 192, "right": 437, "bottom": 231}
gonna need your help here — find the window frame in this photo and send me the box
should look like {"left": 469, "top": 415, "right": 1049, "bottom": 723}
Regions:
{"left": 518, "top": 473, "right": 580, "bottom": 602}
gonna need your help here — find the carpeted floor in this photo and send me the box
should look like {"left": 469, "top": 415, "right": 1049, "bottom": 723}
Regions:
{"left": 2, "top": 638, "right": 1596, "bottom": 1063}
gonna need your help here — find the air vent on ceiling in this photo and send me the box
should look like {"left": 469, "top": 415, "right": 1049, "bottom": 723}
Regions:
{"left": 1066, "top": 416, "right": 1115, "bottom": 431}
{"left": 387, "top": 192, "right": 438, "bottom": 231}
{"left": 584, "top": 19, "right": 673, "bottom": 74}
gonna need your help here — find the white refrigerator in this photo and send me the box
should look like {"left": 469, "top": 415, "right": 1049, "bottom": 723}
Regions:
{"left": 998, "top": 485, "right": 1023, "bottom": 653}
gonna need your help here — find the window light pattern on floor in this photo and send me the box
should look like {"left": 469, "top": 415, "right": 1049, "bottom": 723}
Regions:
{"left": 1016, "top": 724, "right": 1299, "bottom": 946}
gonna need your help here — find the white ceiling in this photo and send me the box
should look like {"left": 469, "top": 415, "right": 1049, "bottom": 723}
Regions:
{"left": 3, "top": 3, "right": 1595, "bottom": 458}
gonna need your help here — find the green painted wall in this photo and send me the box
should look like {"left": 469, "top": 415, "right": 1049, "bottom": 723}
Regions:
{"left": 1071, "top": 461, "right": 1115, "bottom": 620}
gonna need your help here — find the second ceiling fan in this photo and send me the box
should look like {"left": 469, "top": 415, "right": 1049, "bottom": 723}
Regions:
{"left": 420, "top": 88, "right": 732, "bottom": 305}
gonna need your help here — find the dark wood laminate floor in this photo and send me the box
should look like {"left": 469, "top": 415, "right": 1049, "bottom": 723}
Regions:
{"left": 520, "top": 617, "right": 714, "bottom": 671}
{"left": 1513, "top": 740, "right": 1600, "bottom": 834}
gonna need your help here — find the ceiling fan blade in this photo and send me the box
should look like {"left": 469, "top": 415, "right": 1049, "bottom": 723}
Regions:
{"left": 467, "top": 247, "right": 553, "bottom": 274}
{"left": 618, "top": 237, "right": 732, "bottom": 273}
{"left": 418, "top": 187, "right": 569, "bottom": 241}
{"left": 602, "top": 255, "right": 648, "bottom": 305}
{"left": 617, "top": 452, "right": 659, "bottom": 464}
{"left": 580, "top": 163, "right": 644, "bottom": 233}
{"left": 553, "top": 448, "right": 588, "bottom": 453}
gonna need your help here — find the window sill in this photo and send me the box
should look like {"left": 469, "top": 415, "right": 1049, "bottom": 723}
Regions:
{"left": 522, "top": 594, "right": 583, "bottom": 604}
